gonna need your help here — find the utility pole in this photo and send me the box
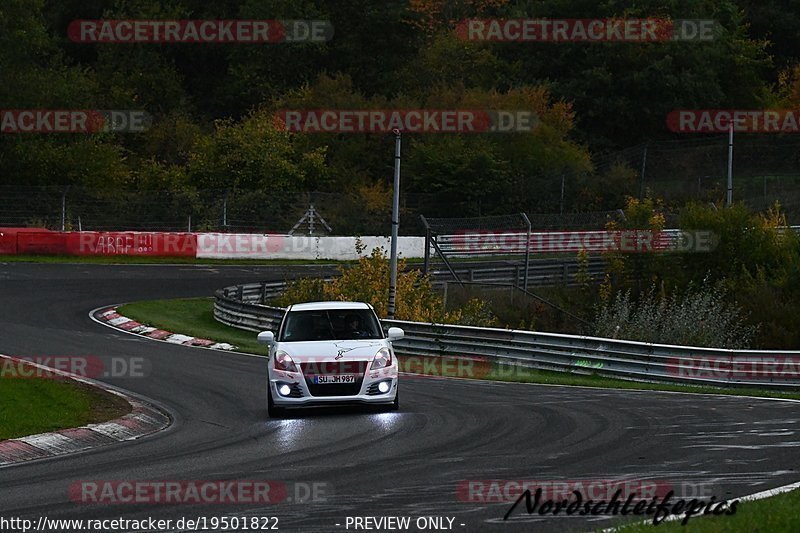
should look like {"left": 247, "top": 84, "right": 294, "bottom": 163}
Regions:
{"left": 388, "top": 129, "right": 401, "bottom": 319}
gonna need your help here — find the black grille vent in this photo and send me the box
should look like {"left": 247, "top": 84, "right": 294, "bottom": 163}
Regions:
{"left": 366, "top": 380, "right": 392, "bottom": 395}
{"left": 305, "top": 378, "right": 363, "bottom": 397}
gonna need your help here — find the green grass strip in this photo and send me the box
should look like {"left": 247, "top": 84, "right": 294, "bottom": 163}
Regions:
{"left": 605, "top": 486, "right": 800, "bottom": 531}
{"left": 0, "top": 374, "right": 130, "bottom": 440}
{"left": 118, "top": 298, "right": 264, "bottom": 354}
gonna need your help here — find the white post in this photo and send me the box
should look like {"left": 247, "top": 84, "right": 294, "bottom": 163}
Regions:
{"left": 388, "top": 130, "right": 401, "bottom": 318}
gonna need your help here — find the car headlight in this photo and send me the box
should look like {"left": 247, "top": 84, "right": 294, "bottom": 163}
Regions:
{"left": 274, "top": 350, "right": 299, "bottom": 372}
{"left": 371, "top": 347, "right": 392, "bottom": 370}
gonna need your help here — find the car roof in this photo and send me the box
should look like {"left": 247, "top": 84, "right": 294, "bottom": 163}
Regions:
{"left": 288, "top": 301, "right": 372, "bottom": 311}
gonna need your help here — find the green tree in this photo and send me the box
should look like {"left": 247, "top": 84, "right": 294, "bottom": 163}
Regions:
{"left": 491, "top": 0, "right": 775, "bottom": 150}
{"left": 187, "top": 107, "right": 330, "bottom": 191}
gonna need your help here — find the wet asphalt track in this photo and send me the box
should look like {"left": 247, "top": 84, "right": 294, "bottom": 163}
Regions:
{"left": 1, "top": 263, "right": 799, "bottom": 532}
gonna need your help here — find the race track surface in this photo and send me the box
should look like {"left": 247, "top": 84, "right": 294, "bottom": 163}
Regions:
{"left": 1, "top": 263, "right": 799, "bottom": 532}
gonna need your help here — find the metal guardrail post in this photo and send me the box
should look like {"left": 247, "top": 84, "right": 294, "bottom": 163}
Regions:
{"left": 724, "top": 352, "right": 734, "bottom": 387}
{"left": 420, "top": 215, "right": 431, "bottom": 276}
{"left": 521, "top": 212, "right": 531, "bottom": 291}
{"left": 61, "top": 186, "right": 70, "bottom": 231}
{"left": 430, "top": 237, "right": 464, "bottom": 288}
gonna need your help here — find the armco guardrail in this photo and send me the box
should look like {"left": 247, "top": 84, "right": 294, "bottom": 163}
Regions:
{"left": 426, "top": 256, "right": 605, "bottom": 287}
{"left": 214, "top": 281, "right": 290, "bottom": 332}
{"left": 433, "top": 226, "right": 800, "bottom": 257}
{"left": 434, "top": 228, "right": 688, "bottom": 256}
{"left": 214, "top": 282, "right": 800, "bottom": 390}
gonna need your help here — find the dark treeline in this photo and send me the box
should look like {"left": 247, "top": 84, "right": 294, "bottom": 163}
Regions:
{"left": 2, "top": 0, "right": 799, "bottom": 219}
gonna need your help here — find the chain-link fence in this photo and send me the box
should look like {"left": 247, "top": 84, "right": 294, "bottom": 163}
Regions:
{"left": 0, "top": 185, "right": 631, "bottom": 234}
{"left": 0, "top": 187, "right": 640, "bottom": 235}
{"left": 0, "top": 187, "right": 463, "bottom": 235}
{"left": 422, "top": 211, "right": 624, "bottom": 235}
{"left": 594, "top": 134, "right": 800, "bottom": 216}
{"left": 4, "top": 134, "right": 800, "bottom": 233}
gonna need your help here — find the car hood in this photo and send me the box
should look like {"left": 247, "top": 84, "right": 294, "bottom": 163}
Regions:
{"left": 276, "top": 340, "right": 387, "bottom": 362}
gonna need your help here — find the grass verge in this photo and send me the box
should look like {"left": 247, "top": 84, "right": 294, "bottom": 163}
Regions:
{"left": 118, "top": 298, "right": 264, "bottom": 354}
{"left": 605, "top": 487, "right": 800, "bottom": 531}
{"left": 0, "top": 372, "right": 130, "bottom": 440}
{"left": 481, "top": 362, "right": 800, "bottom": 400}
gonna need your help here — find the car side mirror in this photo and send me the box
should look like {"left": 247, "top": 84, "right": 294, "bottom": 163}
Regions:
{"left": 387, "top": 327, "right": 404, "bottom": 341}
{"left": 257, "top": 330, "right": 275, "bottom": 345}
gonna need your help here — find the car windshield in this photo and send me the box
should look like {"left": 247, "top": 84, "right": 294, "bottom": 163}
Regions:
{"left": 278, "top": 309, "right": 383, "bottom": 342}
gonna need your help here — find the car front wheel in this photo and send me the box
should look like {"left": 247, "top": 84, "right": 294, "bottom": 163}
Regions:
{"left": 381, "top": 389, "right": 399, "bottom": 412}
{"left": 267, "top": 385, "right": 285, "bottom": 418}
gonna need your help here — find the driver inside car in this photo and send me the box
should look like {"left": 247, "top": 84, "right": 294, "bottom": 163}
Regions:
{"left": 344, "top": 313, "right": 369, "bottom": 338}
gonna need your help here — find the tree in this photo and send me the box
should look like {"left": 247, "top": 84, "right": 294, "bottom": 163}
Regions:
{"left": 187, "top": 107, "right": 329, "bottom": 192}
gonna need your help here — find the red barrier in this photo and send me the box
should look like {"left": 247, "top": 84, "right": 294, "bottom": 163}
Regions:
{"left": 0, "top": 234, "right": 12, "bottom": 254}
{"left": 16, "top": 231, "right": 69, "bottom": 255}
{"left": 0, "top": 229, "right": 21, "bottom": 254}
{"left": 64, "top": 232, "right": 197, "bottom": 257}
{"left": 0, "top": 227, "right": 52, "bottom": 254}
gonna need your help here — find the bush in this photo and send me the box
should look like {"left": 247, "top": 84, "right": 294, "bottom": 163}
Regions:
{"left": 601, "top": 196, "right": 670, "bottom": 292}
{"left": 274, "top": 277, "right": 326, "bottom": 306}
{"left": 737, "top": 276, "right": 800, "bottom": 349}
{"left": 274, "top": 242, "right": 497, "bottom": 325}
{"left": 678, "top": 201, "right": 800, "bottom": 285}
{"left": 324, "top": 246, "right": 444, "bottom": 321}
{"left": 445, "top": 298, "right": 499, "bottom": 328}
{"left": 593, "top": 279, "right": 757, "bottom": 348}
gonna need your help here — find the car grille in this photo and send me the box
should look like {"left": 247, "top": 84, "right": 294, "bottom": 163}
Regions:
{"left": 305, "top": 379, "right": 363, "bottom": 397}
{"left": 301, "top": 360, "right": 368, "bottom": 397}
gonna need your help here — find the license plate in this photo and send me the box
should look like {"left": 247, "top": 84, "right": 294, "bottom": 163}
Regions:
{"left": 314, "top": 374, "right": 357, "bottom": 384}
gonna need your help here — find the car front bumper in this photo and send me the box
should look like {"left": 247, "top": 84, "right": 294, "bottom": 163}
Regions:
{"left": 269, "top": 366, "right": 398, "bottom": 407}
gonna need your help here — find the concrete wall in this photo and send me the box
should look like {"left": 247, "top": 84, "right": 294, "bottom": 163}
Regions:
{"left": 195, "top": 234, "right": 426, "bottom": 260}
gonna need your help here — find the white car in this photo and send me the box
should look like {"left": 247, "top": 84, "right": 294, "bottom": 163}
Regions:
{"left": 257, "top": 301, "right": 403, "bottom": 417}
